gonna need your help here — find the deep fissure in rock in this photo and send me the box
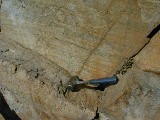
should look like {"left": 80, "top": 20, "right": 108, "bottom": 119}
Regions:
{"left": 132, "top": 24, "right": 160, "bottom": 58}
{"left": 147, "top": 24, "right": 160, "bottom": 38}
{"left": 0, "top": 92, "right": 22, "bottom": 120}
{"left": 92, "top": 107, "right": 100, "bottom": 120}
{"left": 116, "top": 24, "right": 160, "bottom": 75}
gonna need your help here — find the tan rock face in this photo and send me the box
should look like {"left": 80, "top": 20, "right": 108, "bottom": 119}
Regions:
{"left": 135, "top": 31, "right": 160, "bottom": 74}
{"left": 0, "top": 0, "right": 160, "bottom": 120}
{"left": 0, "top": 39, "right": 99, "bottom": 120}
{"left": 2, "top": 0, "right": 160, "bottom": 79}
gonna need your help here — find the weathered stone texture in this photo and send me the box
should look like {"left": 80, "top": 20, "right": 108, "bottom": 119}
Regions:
{"left": 1, "top": 0, "right": 160, "bottom": 79}
{"left": 135, "top": 31, "right": 160, "bottom": 74}
{"left": 0, "top": 39, "right": 102, "bottom": 120}
{"left": 0, "top": 0, "right": 160, "bottom": 120}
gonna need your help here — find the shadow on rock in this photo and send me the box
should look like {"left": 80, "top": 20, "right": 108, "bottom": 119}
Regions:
{"left": 0, "top": 92, "right": 21, "bottom": 120}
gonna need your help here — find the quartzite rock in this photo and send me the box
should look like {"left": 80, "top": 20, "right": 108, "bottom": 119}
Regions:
{"left": 0, "top": 0, "right": 160, "bottom": 120}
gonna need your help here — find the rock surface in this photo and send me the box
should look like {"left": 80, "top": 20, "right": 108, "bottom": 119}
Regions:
{"left": 1, "top": 0, "right": 160, "bottom": 79}
{"left": 0, "top": 0, "right": 160, "bottom": 120}
{"left": 0, "top": 39, "right": 100, "bottom": 120}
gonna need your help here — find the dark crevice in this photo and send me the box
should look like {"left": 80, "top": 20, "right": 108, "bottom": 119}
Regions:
{"left": 116, "top": 24, "right": 160, "bottom": 75}
{"left": 0, "top": 92, "right": 22, "bottom": 120}
{"left": 62, "top": 89, "right": 68, "bottom": 97}
{"left": 14, "top": 66, "right": 18, "bottom": 73}
{"left": 35, "top": 73, "right": 39, "bottom": 78}
{"left": 92, "top": 107, "right": 100, "bottom": 120}
{"left": 131, "top": 24, "right": 159, "bottom": 58}
{"left": 131, "top": 41, "right": 150, "bottom": 58}
{"left": 1, "top": 49, "right": 9, "bottom": 53}
{"left": 35, "top": 69, "right": 39, "bottom": 78}
{"left": 147, "top": 24, "right": 160, "bottom": 38}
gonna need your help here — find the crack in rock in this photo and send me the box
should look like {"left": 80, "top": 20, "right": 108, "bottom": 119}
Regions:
{"left": 116, "top": 24, "right": 160, "bottom": 75}
{"left": 92, "top": 107, "right": 100, "bottom": 120}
